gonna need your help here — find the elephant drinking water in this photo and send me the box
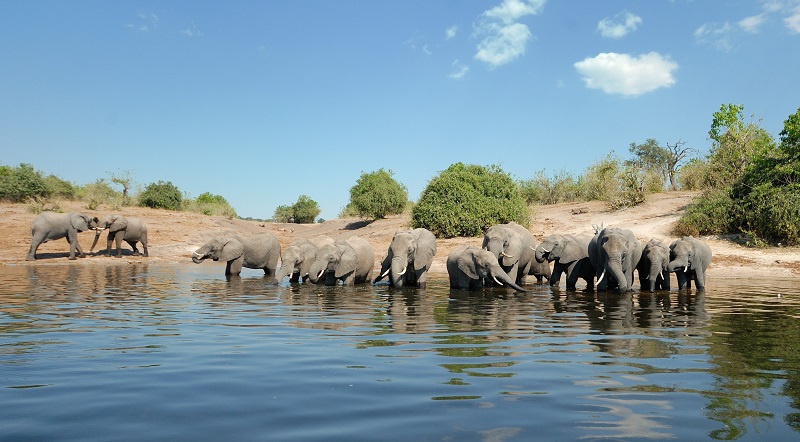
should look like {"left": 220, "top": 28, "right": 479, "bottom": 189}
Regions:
{"left": 307, "top": 236, "right": 374, "bottom": 286}
{"left": 446, "top": 245, "right": 528, "bottom": 292}
{"left": 192, "top": 233, "right": 281, "bottom": 277}
{"left": 588, "top": 226, "right": 642, "bottom": 292}
{"left": 534, "top": 233, "right": 594, "bottom": 290}
{"left": 374, "top": 228, "right": 437, "bottom": 288}
{"left": 667, "top": 236, "right": 712, "bottom": 291}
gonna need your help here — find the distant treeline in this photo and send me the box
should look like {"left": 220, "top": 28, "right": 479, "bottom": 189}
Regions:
{"left": 3, "top": 103, "right": 799, "bottom": 245}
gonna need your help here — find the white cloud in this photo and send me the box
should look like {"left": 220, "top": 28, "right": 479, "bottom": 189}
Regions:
{"left": 738, "top": 13, "right": 766, "bottom": 33}
{"left": 573, "top": 52, "right": 678, "bottom": 96}
{"left": 182, "top": 22, "right": 203, "bottom": 38}
{"left": 449, "top": 60, "right": 470, "bottom": 79}
{"left": 786, "top": 7, "right": 800, "bottom": 33}
{"left": 597, "top": 11, "right": 643, "bottom": 39}
{"left": 694, "top": 22, "right": 734, "bottom": 52}
{"left": 446, "top": 25, "right": 458, "bottom": 40}
{"left": 475, "top": 23, "right": 532, "bottom": 67}
{"left": 474, "top": 0, "right": 544, "bottom": 68}
{"left": 483, "top": 0, "right": 546, "bottom": 24}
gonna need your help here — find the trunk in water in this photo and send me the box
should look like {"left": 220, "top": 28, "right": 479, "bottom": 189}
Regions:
{"left": 274, "top": 263, "right": 293, "bottom": 282}
{"left": 647, "top": 261, "right": 662, "bottom": 291}
{"left": 607, "top": 259, "right": 629, "bottom": 292}
{"left": 390, "top": 257, "right": 408, "bottom": 287}
{"left": 489, "top": 265, "right": 528, "bottom": 292}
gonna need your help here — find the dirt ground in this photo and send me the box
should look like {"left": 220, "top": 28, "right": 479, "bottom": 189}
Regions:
{"left": 3, "top": 191, "right": 800, "bottom": 279}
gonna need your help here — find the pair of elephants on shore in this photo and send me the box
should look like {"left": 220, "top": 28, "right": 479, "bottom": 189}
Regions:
{"left": 27, "top": 211, "right": 149, "bottom": 260}
{"left": 534, "top": 227, "right": 712, "bottom": 292}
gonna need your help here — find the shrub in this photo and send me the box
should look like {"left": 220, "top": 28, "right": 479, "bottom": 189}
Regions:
{"left": 45, "top": 175, "right": 78, "bottom": 200}
{"left": 348, "top": 169, "right": 408, "bottom": 220}
{"left": 671, "top": 189, "right": 735, "bottom": 237}
{"left": 411, "top": 163, "right": 529, "bottom": 238}
{"left": 79, "top": 179, "right": 121, "bottom": 210}
{"left": 676, "top": 158, "right": 708, "bottom": 190}
{"left": 518, "top": 170, "right": 582, "bottom": 205}
{"left": 273, "top": 205, "right": 294, "bottom": 223}
{"left": 272, "top": 195, "right": 320, "bottom": 223}
{"left": 186, "top": 192, "right": 237, "bottom": 218}
{"left": 139, "top": 181, "right": 183, "bottom": 210}
{"left": 581, "top": 153, "right": 621, "bottom": 202}
{"left": 0, "top": 163, "right": 51, "bottom": 202}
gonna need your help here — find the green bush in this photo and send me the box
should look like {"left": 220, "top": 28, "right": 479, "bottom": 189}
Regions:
{"left": 273, "top": 195, "right": 321, "bottom": 223}
{"left": 518, "top": 170, "right": 582, "bottom": 205}
{"left": 0, "top": 163, "right": 51, "bottom": 202}
{"left": 671, "top": 189, "right": 735, "bottom": 237}
{"left": 581, "top": 153, "right": 621, "bottom": 202}
{"left": 676, "top": 158, "right": 708, "bottom": 190}
{"left": 139, "top": 180, "right": 183, "bottom": 210}
{"left": 411, "top": 163, "right": 529, "bottom": 238}
{"left": 78, "top": 179, "right": 121, "bottom": 210}
{"left": 185, "top": 192, "right": 237, "bottom": 218}
{"left": 348, "top": 169, "right": 408, "bottom": 220}
{"left": 45, "top": 175, "right": 77, "bottom": 200}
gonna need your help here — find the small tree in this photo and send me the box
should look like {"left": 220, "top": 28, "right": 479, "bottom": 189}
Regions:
{"left": 0, "top": 163, "right": 50, "bottom": 202}
{"left": 411, "top": 163, "right": 528, "bottom": 238}
{"left": 292, "top": 195, "right": 321, "bottom": 223}
{"left": 79, "top": 179, "right": 120, "bottom": 210}
{"left": 108, "top": 170, "right": 135, "bottom": 206}
{"left": 348, "top": 169, "right": 408, "bottom": 220}
{"left": 139, "top": 181, "right": 183, "bottom": 210}
{"left": 273, "top": 205, "right": 294, "bottom": 223}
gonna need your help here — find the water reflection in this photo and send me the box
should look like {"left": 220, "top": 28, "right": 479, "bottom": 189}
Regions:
{"left": 1, "top": 264, "right": 799, "bottom": 440}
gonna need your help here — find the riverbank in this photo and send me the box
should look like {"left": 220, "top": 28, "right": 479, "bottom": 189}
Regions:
{"left": 3, "top": 191, "right": 799, "bottom": 279}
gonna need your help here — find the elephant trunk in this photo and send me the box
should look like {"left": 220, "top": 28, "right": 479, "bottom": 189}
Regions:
{"left": 647, "top": 261, "right": 663, "bottom": 291}
{"left": 534, "top": 246, "right": 548, "bottom": 263}
{"left": 667, "top": 256, "right": 688, "bottom": 273}
{"left": 192, "top": 254, "right": 206, "bottom": 264}
{"left": 489, "top": 264, "right": 529, "bottom": 292}
{"left": 390, "top": 256, "right": 408, "bottom": 287}
{"left": 307, "top": 260, "right": 326, "bottom": 284}
{"left": 274, "top": 262, "right": 294, "bottom": 282}
{"left": 606, "top": 258, "right": 629, "bottom": 292}
{"left": 90, "top": 229, "right": 102, "bottom": 252}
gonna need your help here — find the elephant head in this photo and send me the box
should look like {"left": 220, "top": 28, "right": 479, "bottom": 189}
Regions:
{"left": 192, "top": 236, "right": 244, "bottom": 265}
{"left": 640, "top": 239, "right": 670, "bottom": 291}
{"left": 274, "top": 240, "right": 316, "bottom": 282}
{"left": 482, "top": 225, "right": 522, "bottom": 268}
{"left": 91, "top": 214, "right": 127, "bottom": 251}
{"left": 590, "top": 227, "right": 641, "bottom": 292}
{"left": 71, "top": 213, "right": 100, "bottom": 232}
{"left": 448, "top": 246, "right": 528, "bottom": 292}
{"left": 667, "top": 237, "right": 696, "bottom": 273}
{"left": 375, "top": 229, "right": 437, "bottom": 287}
{"left": 535, "top": 234, "right": 585, "bottom": 264}
{"left": 307, "top": 242, "right": 358, "bottom": 284}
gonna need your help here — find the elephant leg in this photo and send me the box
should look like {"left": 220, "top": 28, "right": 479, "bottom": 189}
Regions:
{"left": 67, "top": 229, "right": 83, "bottom": 259}
{"left": 290, "top": 272, "right": 301, "bottom": 283}
{"left": 416, "top": 269, "right": 428, "bottom": 289}
{"left": 111, "top": 231, "right": 125, "bottom": 257}
{"left": 27, "top": 232, "right": 47, "bottom": 260}
{"left": 226, "top": 257, "right": 244, "bottom": 276}
{"left": 676, "top": 271, "right": 687, "bottom": 290}
{"left": 126, "top": 240, "right": 140, "bottom": 255}
{"left": 140, "top": 232, "right": 149, "bottom": 257}
{"left": 550, "top": 264, "right": 564, "bottom": 287}
{"left": 694, "top": 268, "right": 706, "bottom": 291}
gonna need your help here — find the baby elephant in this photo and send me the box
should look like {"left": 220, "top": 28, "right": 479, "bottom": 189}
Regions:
{"left": 27, "top": 211, "right": 100, "bottom": 260}
{"left": 447, "top": 245, "right": 528, "bottom": 292}
{"left": 193, "top": 233, "right": 281, "bottom": 277}
{"left": 91, "top": 214, "right": 149, "bottom": 258}
{"left": 307, "top": 236, "right": 374, "bottom": 286}
{"left": 667, "top": 236, "right": 712, "bottom": 291}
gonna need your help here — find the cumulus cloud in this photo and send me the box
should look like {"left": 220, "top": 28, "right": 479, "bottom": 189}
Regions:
{"left": 597, "top": 10, "right": 642, "bottom": 39}
{"left": 573, "top": 52, "right": 678, "bottom": 96}
{"left": 474, "top": 0, "right": 545, "bottom": 68}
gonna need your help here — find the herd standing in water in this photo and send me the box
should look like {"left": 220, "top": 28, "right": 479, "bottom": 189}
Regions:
{"left": 26, "top": 211, "right": 712, "bottom": 292}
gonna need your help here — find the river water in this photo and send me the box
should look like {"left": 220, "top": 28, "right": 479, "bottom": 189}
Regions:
{"left": 1, "top": 263, "right": 799, "bottom": 441}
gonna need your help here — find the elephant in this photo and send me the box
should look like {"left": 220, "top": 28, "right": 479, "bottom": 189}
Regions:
{"left": 534, "top": 234, "right": 595, "bottom": 290}
{"left": 27, "top": 211, "right": 101, "bottom": 260}
{"left": 446, "top": 244, "right": 529, "bottom": 292}
{"left": 90, "top": 214, "right": 149, "bottom": 258}
{"left": 274, "top": 236, "right": 334, "bottom": 283}
{"left": 636, "top": 239, "right": 671, "bottom": 291}
{"left": 374, "top": 228, "right": 437, "bottom": 288}
{"left": 667, "top": 236, "right": 712, "bottom": 291}
{"left": 482, "top": 221, "right": 540, "bottom": 285}
{"left": 307, "top": 236, "right": 374, "bottom": 286}
{"left": 588, "top": 226, "right": 642, "bottom": 292}
{"left": 192, "top": 233, "right": 281, "bottom": 277}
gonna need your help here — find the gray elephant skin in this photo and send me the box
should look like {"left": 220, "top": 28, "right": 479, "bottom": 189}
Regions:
{"left": 637, "top": 239, "right": 670, "bottom": 291}
{"left": 588, "top": 227, "right": 643, "bottom": 292}
{"left": 307, "top": 236, "right": 374, "bottom": 286}
{"left": 535, "top": 234, "right": 594, "bottom": 290}
{"left": 374, "top": 228, "right": 437, "bottom": 288}
{"left": 27, "top": 211, "right": 100, "bottom": 260}
{"left": 482, "top": 222, "right": 549, "bottom": 285}
{"left": 274, "top": 236, "right": 334, "bottom": 283}
{"left": 667, "top": 236, "right": 712, "bottom": 290}
{"left": 91, "top": 214, "right": 149, "bottom": 258}
{"left": 192, "top": 233, "right": 281, "bottom": 277}
{"left": 446, "top": 245, "right": 528, "bottom": 291}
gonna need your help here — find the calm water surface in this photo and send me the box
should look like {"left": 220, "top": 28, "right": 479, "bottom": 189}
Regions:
{"left": 2, "top": 263, "right": 799, "bottom": 441}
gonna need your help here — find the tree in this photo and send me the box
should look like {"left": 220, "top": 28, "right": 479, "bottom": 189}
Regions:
{"left": 664, "top": 140, "right": 695, "bottom": 190}
{"left": 411, "top": 163, "right": 528, "bottom": 238}
{"left": 0, "top": 163, "right": 50, "bottom": 202}
{"left": 139, "top": 181, "right": 183, "bottom": 210}
{"left": 108, "top": 170, "right": 135, "bottom": 206}
{"left": 628, "top": 138, "right": 669, "bottom": 188}
{"left": 348, "top": 169, "right": 408, "bottom": 220}
{"left": 273, "top": 195, "right": 321, "bottom": 223}
{"left": 273, "top": 205, "right": 294, "bottom": 223}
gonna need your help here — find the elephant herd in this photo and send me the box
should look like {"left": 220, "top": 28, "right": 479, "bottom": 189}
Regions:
{"left": 27, "top": 211, "right": 712, "bottom": 292}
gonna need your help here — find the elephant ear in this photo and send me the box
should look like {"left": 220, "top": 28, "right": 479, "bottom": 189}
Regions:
{"left": 502, "top": 237, "right": 523, "bottom": 267}
{"left": 413, "top": 231, "right": 437, "bottom": 271}
{"left": 457, "top": 253, "right": 479, "bottom": 280}
{"left": 558, "top": 238, "right": 583, "bottom": 263}
{"left": 335, "top": 244, "right": 358, "bottom": 278}
{"left": 219, "top": 238, "right": 245, "bottom": 263}
{"left": 109, "top": 215, "right": 128, "bottom": 232}
{"left": 70, "top": 213, "right": 90, "bottom": 231}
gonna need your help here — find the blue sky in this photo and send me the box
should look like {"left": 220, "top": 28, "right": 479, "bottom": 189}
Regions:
{"left": 2, "top": 1, "right": 799, "bottom": 220}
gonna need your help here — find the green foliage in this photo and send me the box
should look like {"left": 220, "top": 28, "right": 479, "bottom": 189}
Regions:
{"left": 348, "top": 169, "right": 408, "bottom": 220}
{"left": 737, "top": 183, "right": 800, "bottom": 245}
{"left": 607, "top": 163, "right": 649, "bottom": 210}
{"left": 0, "top": 163, "right": 51, "bottom": 202}
{"left": 292, "top": 195, "right": 321, "bottom": 223}
{"left": 185, "top": 192, "right": 237, "bottom": 218}
{"left": 676, "top": 158, "right": 708, "bottom": 190}
{"left": 779, "top": 107, "right": 800, "bottom": 159}
{"left": 79, "top": 179, "right": 121, "bottom": 210}
{"left": 411, "top": 163, "right": 529, "bottom": 238}
{"left": 139, "top": 180, "right": 183, "bottom": 210}
{"left": 581, "top": 153, "right": 621, "bottom": 202}
{"left": 273, "top": 195, "right": 321, "bottom": 223}
{"left": 108, "top": 170, "right": 135, "bottom": 206}
{"left": 671, "top": 190, "right": 735, "bottom": 237}
{"left": 45, "top": 175, "right": 77, "bottom": 200}
{"left": 628, "top": 138, "right": 669, "bottom": 188}
{"left": 518, "top": 170, "right": 581, "bottom": 205}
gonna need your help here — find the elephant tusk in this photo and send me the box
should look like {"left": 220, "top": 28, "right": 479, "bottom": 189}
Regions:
{"left": 381, "top": 268, "right": 391, "bottom": 278}
{"left": 660, "top": 270, "right": 663, "bottom": 280}
{"left": 492, "top": 275, "right": 504, "bottom": 286}
{"left": 397, "top": 266, "right": 407, "bottom": 276}
{"left": 597, "top": 269, "right": 606, "bottom": 285}
{"left": 541, "top": 247, "right": 550, "bottom": 253}
{"left": 684, "top": 265, "right": 688, "bottom": 272}
{"left": 500, "top": 252, "right": 514, "bottom": 259}
{"left": 317, "top": 269, "right": 325, "bottom": 279}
